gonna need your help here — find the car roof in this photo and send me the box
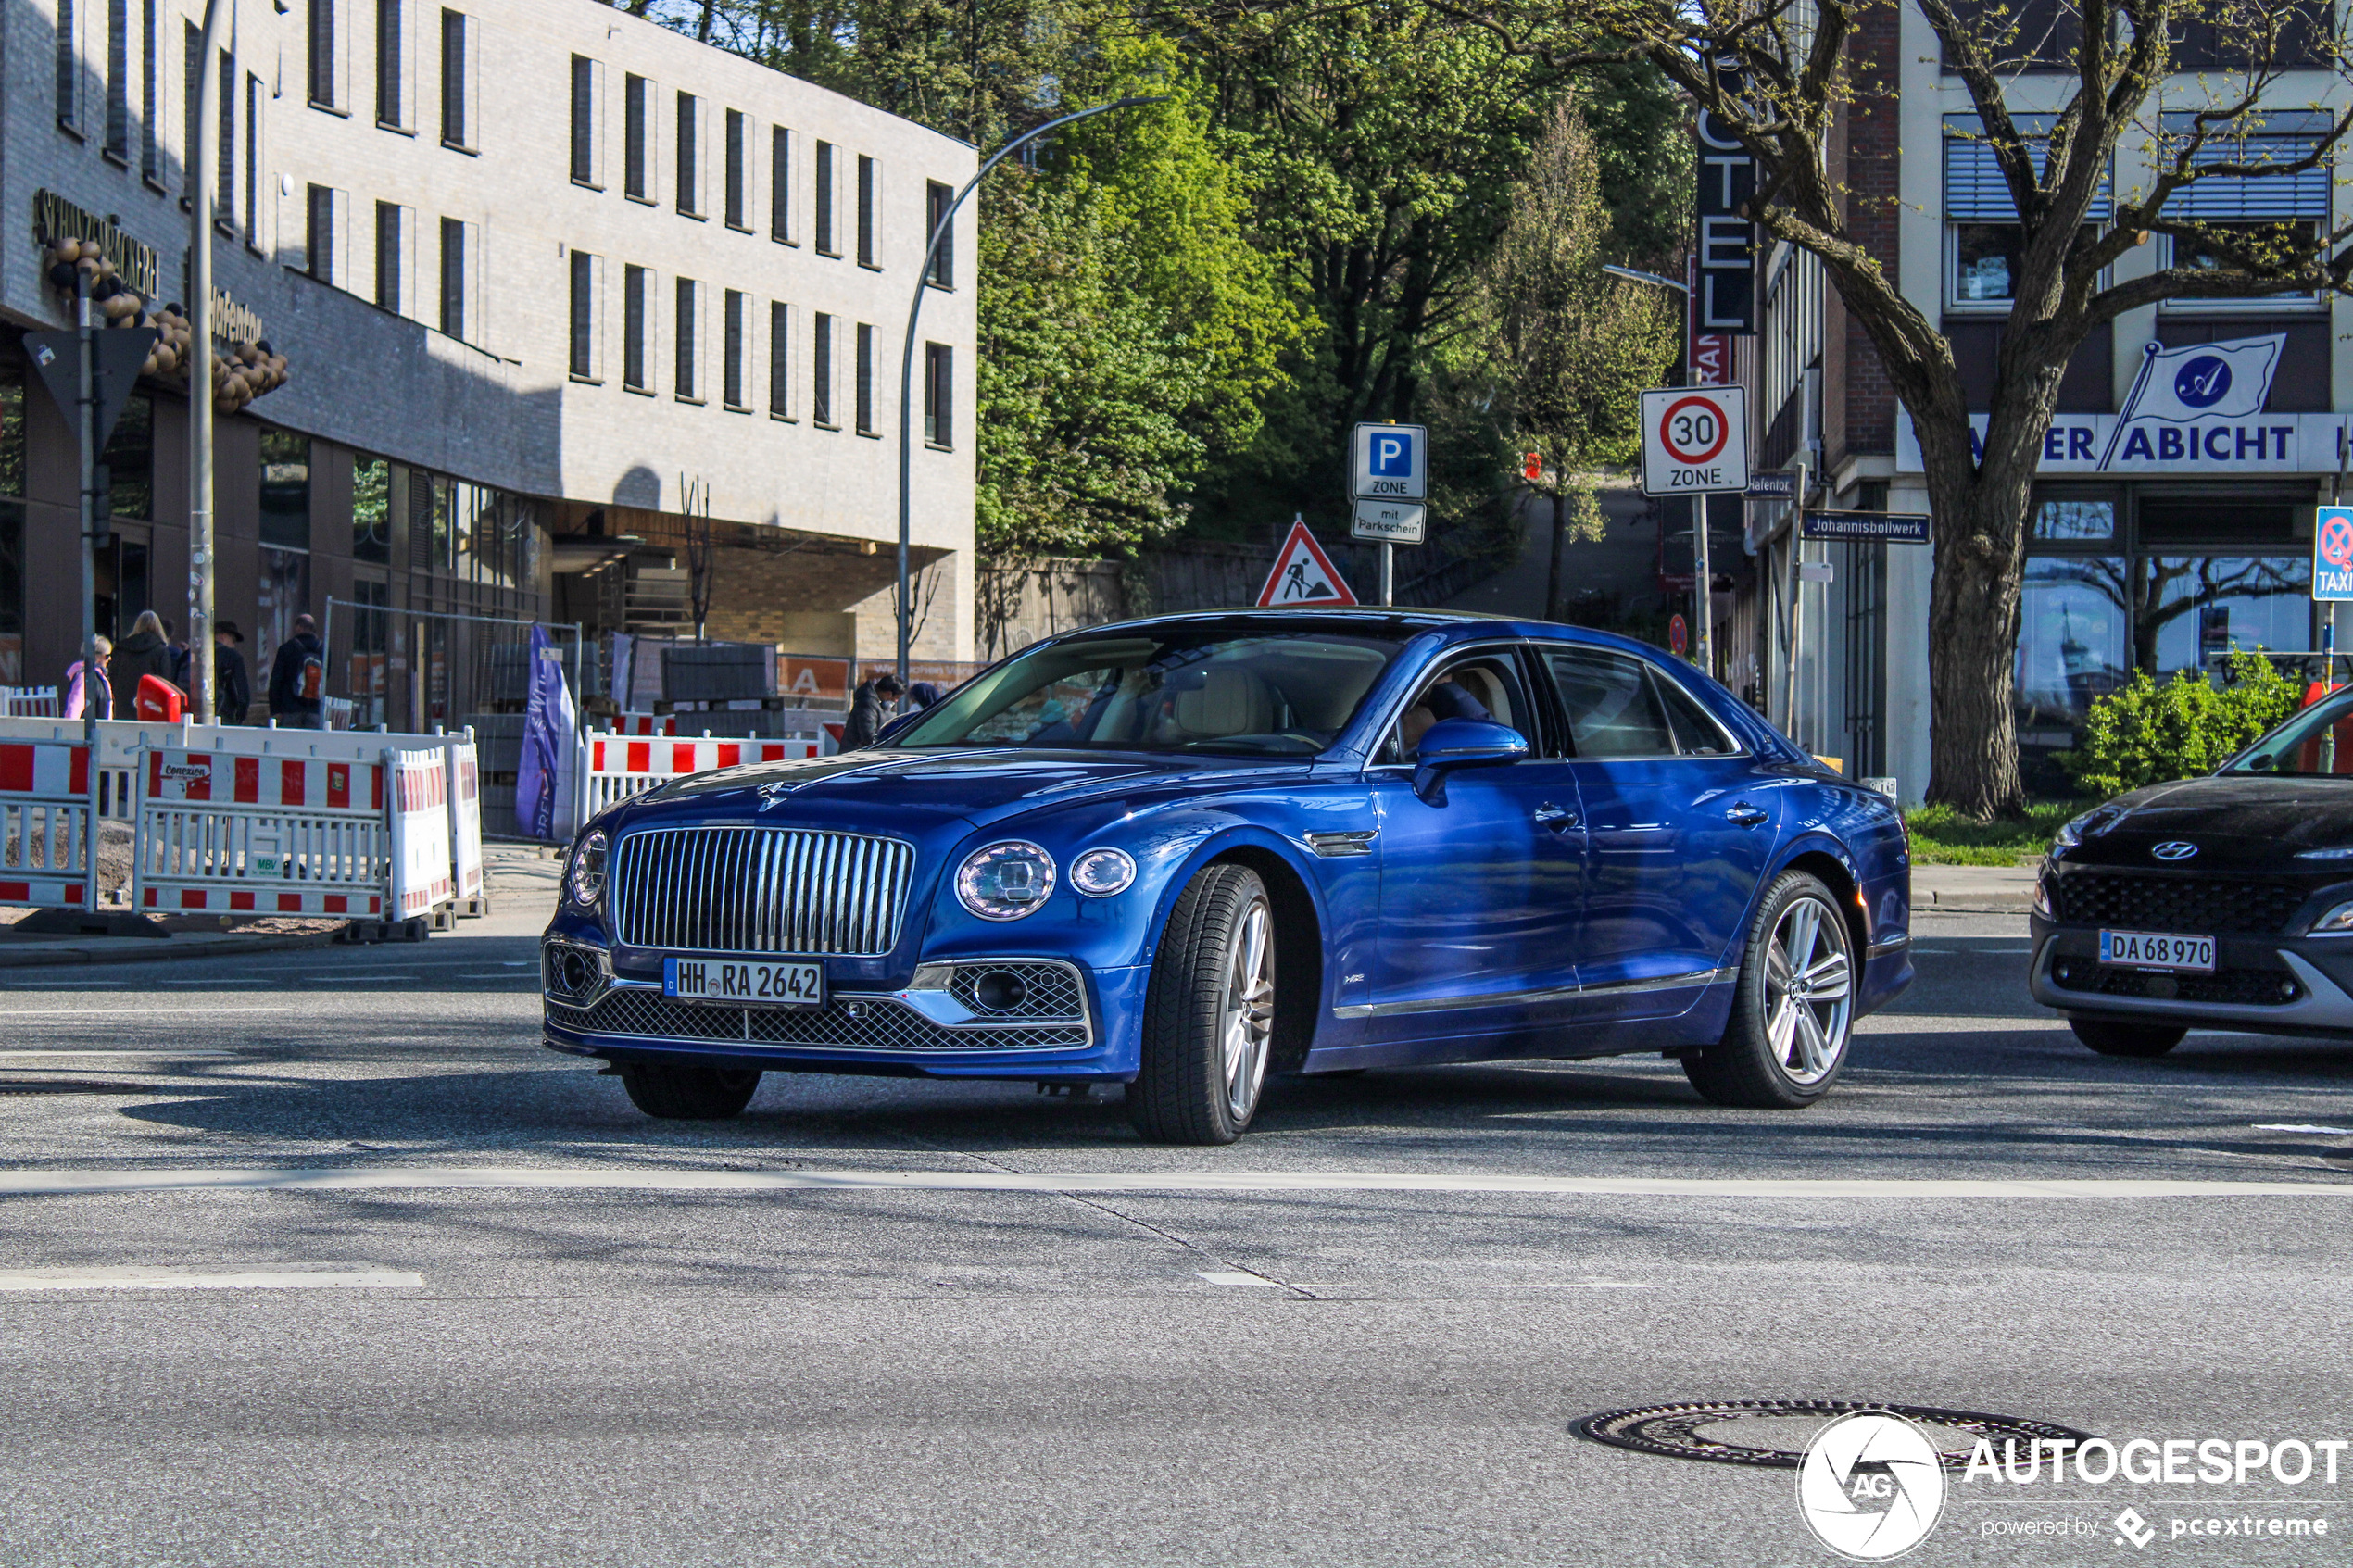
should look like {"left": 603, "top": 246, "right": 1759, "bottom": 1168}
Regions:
{"left": 1047, "top": 607, "right": 1658, "bottom": 656}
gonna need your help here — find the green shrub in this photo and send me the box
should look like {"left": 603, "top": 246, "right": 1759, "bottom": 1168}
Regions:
{"left": 2058, "top": 651, "right": 2304, "bottom": 798}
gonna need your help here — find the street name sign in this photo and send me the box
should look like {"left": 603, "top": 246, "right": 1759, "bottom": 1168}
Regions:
{"left": 1639, "top": 386, "right": 1749, "bottom": 497}
{"left": 1802, "top": 510, "right": 1931, "bottom": 545}
{"left": 1350, "top": 499, "right": 1427, "bottom": 546}
{"left": 1351, "top": 422, "right": 1428, "bottom": 501}
{"left": 2316, "top": 507, "right": 2353, "bottom": 600}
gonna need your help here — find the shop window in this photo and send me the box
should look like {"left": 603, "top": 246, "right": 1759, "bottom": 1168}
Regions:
{"left": 259, "top": 428, "right": 311, "bottom": 549}
{"left": 352, "top": 456, "right": 391, "bottom": 561}
{"left": 103, "top": 395, "right": 153, "bottom": 522}
{"left": 2142, "top": 556, "right": 2309, "bottom": 675}
{"left": 2017, "top": 558, "right": 2131, "bottom": 740}
{"left": 346, "top": 577, "right": 389, "bottom": 725}
{"left": 258, "top": 549, "right": 313, "bottom": 685}
{"left": 2033, "top": 498, "right": 2116, "bottom": 543}
{"left": 0, "top": 499, "right": 22, "bottom": 685}
{"left": 1, "top": 380, "right": 22, "bottom": 496}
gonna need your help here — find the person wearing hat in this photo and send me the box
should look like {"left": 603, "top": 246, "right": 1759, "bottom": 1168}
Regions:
{"left": 212, "top": 621, "right": 253, "bottom": 724}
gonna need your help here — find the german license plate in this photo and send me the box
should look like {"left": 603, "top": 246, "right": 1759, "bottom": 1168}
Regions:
{"left": 663, "top": 957, "right": 825, "bottom": 1008}
{"left": 2098, "top": 930, "right": 2215, "bottom": 972}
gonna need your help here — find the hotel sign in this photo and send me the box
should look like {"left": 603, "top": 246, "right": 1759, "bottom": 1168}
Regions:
{"left": 29, "top": 189, "right": 159, "bottom": 297}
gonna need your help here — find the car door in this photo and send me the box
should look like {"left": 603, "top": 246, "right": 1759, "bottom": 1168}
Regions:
{"left": 1532, "top": 643, "right": 1782, "bottom": 1021}
{"left": 1366, "top": 644, "right": 1589, "bottom": 1047}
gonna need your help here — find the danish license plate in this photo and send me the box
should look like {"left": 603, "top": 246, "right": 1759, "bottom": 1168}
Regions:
{"left": 2097, "top": 930, "right": 2215, "bottom": 972}
{"left": 663, "top": 957, "right": 825, "bottom": 1008}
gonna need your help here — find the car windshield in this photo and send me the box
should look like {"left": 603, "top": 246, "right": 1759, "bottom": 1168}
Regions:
{"left": 2224, "top": 692, "right": 2353, "bottom": 775}
{"left": 891, "top": 627, "right": 1406, "bottom": 756}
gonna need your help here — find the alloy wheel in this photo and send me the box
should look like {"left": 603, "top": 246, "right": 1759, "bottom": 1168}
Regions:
{"left": 1222, "top": 897, "right": 1276, "bottom": 1120}
{"left": 1764, "top": 896, "right": 1852, "bottom": 1085}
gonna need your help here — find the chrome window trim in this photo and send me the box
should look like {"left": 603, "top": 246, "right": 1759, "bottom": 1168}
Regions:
{"left": 1527, "top": 639, "right": 1751, "bottom": 762}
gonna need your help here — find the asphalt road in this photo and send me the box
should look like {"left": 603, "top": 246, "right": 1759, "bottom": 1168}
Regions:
{"left": 3, "top": 888, "right": 2350, "bottom": 1567}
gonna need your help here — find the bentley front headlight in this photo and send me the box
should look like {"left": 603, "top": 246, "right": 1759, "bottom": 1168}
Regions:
{"left": 956, "top": 841, "right": 1056, "bottom": 921}
{"left": 568, "top": 829, "right": 608, "bottom": 907}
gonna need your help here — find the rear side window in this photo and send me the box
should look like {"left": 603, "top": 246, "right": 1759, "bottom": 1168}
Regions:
{"left": 1655, "top": 673, "right": 1738, "bottom": 755}
{"left": 1541, "top": 646, "right": 1676, "bottom": 758}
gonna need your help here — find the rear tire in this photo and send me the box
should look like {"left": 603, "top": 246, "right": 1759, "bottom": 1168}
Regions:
{"left": 618, "top": 1063, "right": 761, "bottom": 1119}
{"left": 2070, "top": 1018, "right": 2186, "bottom": 1058}
{"left": 1684, "top": 872, "right": 1856, "bottom": 1109}
{"left": 1129, "top": 864, "right": 1276, "bottom": 1146}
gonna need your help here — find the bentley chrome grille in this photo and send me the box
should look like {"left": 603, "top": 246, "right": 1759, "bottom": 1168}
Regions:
{"left": 610, "top": 827, "right": 915, "bottom": 956}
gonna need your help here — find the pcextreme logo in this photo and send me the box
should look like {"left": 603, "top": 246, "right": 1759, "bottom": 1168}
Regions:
{"left": 1798, "top": 1411, "right": 1947, "bottom": 1560}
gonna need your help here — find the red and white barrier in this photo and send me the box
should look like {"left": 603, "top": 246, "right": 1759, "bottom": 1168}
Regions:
{"left": 577, "top": 734, "right": 821, "bottom": 820}
{"left": 132, "top": 748, "right": 389, "bottom": 917}
{"left": 0, "top": 741, "right": 94, "bottom": 908}
{"left": 446, "top": 742, "right": 484, "bottom": 908}
{"left": 614, "top": 712, "right": 679, "bottom": 736}
{"left": 2, "top": 686, "right": 62, "bottom": 719}
{"left": 388, "top": 748, "right": 456, "bottom": 920}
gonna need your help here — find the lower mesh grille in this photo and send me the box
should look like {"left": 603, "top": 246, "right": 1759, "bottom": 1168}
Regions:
{"left": 948, "top": 961, "right": 1086, "bottom": 1022}
{"left": 547, "top": 989, "right": 1090, "bottom": 1052}
{"left": 2052, "top": 960, "right": 2302, "bottom": 1007}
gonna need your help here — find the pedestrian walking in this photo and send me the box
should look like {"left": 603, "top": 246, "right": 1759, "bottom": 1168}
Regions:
{"left": 841, "top": 672, "right": 905, "bottom": 749}
{"left": 64, "top": 635, "right": 113, "bottom": 720}
{"left": 112, "top": 610, "right": 174, "bottom": 693}
{"left": 211, "top": 621, "right": 253, "bottom": 724}
{"left": 267, "top": 613, "right": 330, "bottom": 730}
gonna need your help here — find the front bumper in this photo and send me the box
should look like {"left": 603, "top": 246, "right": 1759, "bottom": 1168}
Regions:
{"left": 539, "top": 935, "right": 1150, "bottom": 1078}
{"left": 2029, "top": 917, "right": 2353, "bottom": 1037}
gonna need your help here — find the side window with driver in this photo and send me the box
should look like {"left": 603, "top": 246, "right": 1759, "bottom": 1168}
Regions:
{"left": 1541, "top": 646, "right": 1679, "bottom": 759}
{"left": 1382, "top": 654, "right": 1531, "bottom": 763}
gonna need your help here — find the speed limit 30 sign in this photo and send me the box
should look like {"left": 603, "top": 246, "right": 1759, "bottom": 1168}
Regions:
{"left": 1639, "top": 385, "right": 1749, "bottom": 497}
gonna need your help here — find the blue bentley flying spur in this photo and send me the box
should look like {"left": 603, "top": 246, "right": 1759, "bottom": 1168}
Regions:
{"left": 542, "top": 609, "right": 1914, "bottom": 1143}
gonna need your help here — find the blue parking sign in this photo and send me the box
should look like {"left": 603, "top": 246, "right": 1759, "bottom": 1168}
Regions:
{"left": 1353, "top": 421, "right": 1428, "bottom": 501}
{"left": 2317, "top": 508, "right": 2353, "bottom": 601}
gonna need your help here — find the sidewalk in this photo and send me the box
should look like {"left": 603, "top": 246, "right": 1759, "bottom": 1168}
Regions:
{"left": 1914, "top": 862, "right": 2040, "bottom": 913}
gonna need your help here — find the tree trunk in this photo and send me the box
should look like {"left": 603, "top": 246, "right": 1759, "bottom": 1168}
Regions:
{"left": 1543, "top": 493, "right": 1566, "bottom": 621}
{"left": 1919, "top": 430, "right": 2036, "bottom": 821}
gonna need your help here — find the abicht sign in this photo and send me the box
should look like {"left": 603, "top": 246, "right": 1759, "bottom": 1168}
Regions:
{"left": 1640, "top": 386, "right": 1749, "bottom": 497}
{"left": 2315, "top": 507, "right": 2353, "bottom": 601}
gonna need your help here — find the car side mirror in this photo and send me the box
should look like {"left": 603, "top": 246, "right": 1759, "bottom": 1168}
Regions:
{"left": 1413, "top": 718, "right": 1529, "bottom": 804}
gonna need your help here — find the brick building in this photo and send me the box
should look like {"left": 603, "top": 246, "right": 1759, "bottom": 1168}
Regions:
{"left": 3, "top": 0, "right": 976, "bottom": 725}
{"left": 1735, "top": 4, "right": 2350, "bottom": 801}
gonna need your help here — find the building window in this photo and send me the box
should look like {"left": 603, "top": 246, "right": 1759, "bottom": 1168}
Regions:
{"left": 308, "top": 0, "right": 335, "bottom": 106}
{"left": 307, "top": 185, "right": 336, "bottom": 282}
{"left": 244, "top": 73, "right": 262, "bottom": 242}
{"left": 812, "top": 311, "right": 833, "bottom": 425}
{"left": 439, "top": 217, "right": 465, "bottom": 339}
{"left": 141, "top": 0, "right": 159, "bottom": 178}
{"left": 925, "top": 181, "right": 952, "bottom": 287}
{"left": 724, "top": 109, "right": 747, "bottom": 229}
{"left": 439, "top": 9, "right": 466, "bottom": 147}
{"left": 924, "top": 343, "right": 951, "bottom": 446}
{"left": 1944, "top": 114, "right": 2112, "bottom": 309}
{"left": 352, "top": 457, "right": 390, "bottom": 561}
{"left": 723, "top": 290, "right": 746, "bottom": 408}
{"left": 2171, "top": 220, "right": 2323, "bottom": 301}
{"left": 569, "top": 250, "right": 598, "bottom": 380}
{"left": 182, "top": 22, "right": 199, "bottom": 194}
{"left": 674, "top": 278, "right": 698, "bottom": 398}
{"left": 623, "top": 74, "right": 648, "bottom": 200}
{"left": 569, "top": 56, "right": 597, "bottom": 185}
{"left": 770, "top": 125, "right": 793, "bottom": 243}
{"left": 58, "top": 0, "right": 80, "bottom": 129}
{"left": 216, "top": 50, "right": 235, "bottom": 220}
{"left": 854, "top": 322, "right": 875, "bottom": 433}
{"left": 103, "top": 396, "right": 154, "bottom": 522}
{"left": 259, "top": 429, "right": 312, "bottom": 551}
{"left": 814, "top": 141, "right": 835, "bottom": 254}
{"left": 107, "top": 0, "right": 130, "bottom": 157}
{"left": 675, "top": 91, "right": 698, "bottom": 216}
{"left": 768, "top": 301, "right": 792, "bottom": 418}
{"left": 376, "top": 0, "right": 402, "bottom": 126}
{"left": 857, "top": 154, "right": 876, "bottom": 268}
{"left": 623, "top": 264, "right": 648, "bottom": 390}
{"left": 375, "top": 200, "right": 402, "bottom": 311}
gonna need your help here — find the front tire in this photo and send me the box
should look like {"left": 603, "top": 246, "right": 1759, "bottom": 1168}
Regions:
{"left": 618, "top": 1063, "right": 761, "bottom": 1120}
{"left": 1684, "top": 872, "right": 1856, "bottom": 1109}
{"left": 1129, "top": 864, "right": 1276, "bottom": 1145}
{"left": 2070, "top": 1018, "right": 2186, "bottom": 1057}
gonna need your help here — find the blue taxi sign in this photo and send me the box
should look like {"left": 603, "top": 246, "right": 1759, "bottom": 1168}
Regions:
{"left": 2317, "top": 507, "right": 2353, "bottom": 601}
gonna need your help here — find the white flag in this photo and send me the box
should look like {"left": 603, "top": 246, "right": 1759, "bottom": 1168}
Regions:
{"left": 2120, "top": 334, "right": 2284, "bottom": 424}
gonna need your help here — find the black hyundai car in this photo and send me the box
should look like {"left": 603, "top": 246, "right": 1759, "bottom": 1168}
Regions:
{"left": 2031, "top": 689, "right": 2353, "bottom": 1056}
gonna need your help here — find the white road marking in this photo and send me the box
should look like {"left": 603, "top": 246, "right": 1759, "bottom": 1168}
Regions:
{"left": 0, "top": 1050, "right": 243, "bottom": 1060}
{"left": 2256, "top": 1123, "right": 2353, "bottom": 1135}
{"left": 1, "top": 1168, "right": 2351, "bottom": 1199}
{"left": 1196, "top": 1271, "right": 1284, "bottom": 1286}
{"left": 0, "top": 1268, "right": 422, "bottom": 1291}
{"left": 1468, "top": 1281, "right": 1654, "bottom": 1289}
{"left": 6, "top": 1008, "right": 295, "bottom": 1017}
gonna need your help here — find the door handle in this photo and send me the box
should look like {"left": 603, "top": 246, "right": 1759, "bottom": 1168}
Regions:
{"left": 1724, "top": 802, "right": 1769, "bottom": 827}
{"left": 1534, "top": 802, "right": 1579, "bottom": 832}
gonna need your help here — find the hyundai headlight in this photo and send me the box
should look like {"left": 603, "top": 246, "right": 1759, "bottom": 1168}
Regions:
{"left": 2053, "top": 809, "right": 2112, "bottom": 853}
{"left": 956, "top": 841, "right": 1056, "bottom": 921}
{"left": 568, "top": 829, "right": 608, "bottom": 907}
{"left": 1069, "top": 847, "right": 1137, "bottom": 897}
{"left": 2310, "top": 899, "right": 2353, "bottom": 935}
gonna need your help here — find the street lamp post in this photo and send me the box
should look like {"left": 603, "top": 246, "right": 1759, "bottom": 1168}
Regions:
{"left": 1601, "top": 262, "right": 1714, "bottom": 680}
{"left": 894, "top": 95, "right": 1165, "bottom": 685}
{"left": 186, "top": 0, "right": 230, "bottom": 724}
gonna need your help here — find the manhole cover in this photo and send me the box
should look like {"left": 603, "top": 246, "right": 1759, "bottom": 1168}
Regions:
{"left": 1579, "top": 1399, "right": 2097, "bottom": 1470}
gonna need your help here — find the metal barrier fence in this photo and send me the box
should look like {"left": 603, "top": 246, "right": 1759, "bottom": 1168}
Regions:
{"left": 132, "top": 747, "right": 393, "bottom": 918}
{"left": 0, "top": 742, "right": 92, "bottom": 908}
